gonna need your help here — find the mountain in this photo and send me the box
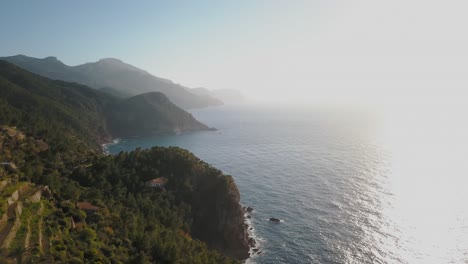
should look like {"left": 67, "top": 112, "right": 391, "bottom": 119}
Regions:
{"left": 0, "top": 60, "right": 113, "bottom": 151}
{"left": 0, "top": 60, "right": 211, "bottom": 151}
{"left": 192, "top": 88, "right": 246, "bottom": 104}
{"left": 98, "top": 86, "right": 133, "bottom": 98}
{"left": 0, "top": 60, "right": 250, "bottom": 262}
{"left": 211, "top": 89, "right": 246, "bottom": 104}
{"left": 1, "top": 55, "right": 223, "bottom": 109}
{"left": 107, "top": 92, "right": 212, "bottom": 137}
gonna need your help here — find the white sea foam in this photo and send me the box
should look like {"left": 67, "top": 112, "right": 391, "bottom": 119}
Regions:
{"left": 102, "top": 138, "right": 121, "bottom": 155}
{"left": 243, "top": 209, "right": 264, "bottom": 262}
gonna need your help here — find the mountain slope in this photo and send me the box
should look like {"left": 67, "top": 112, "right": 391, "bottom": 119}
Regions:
{"left": 0, "top": 61, "right": 250, "bottom": 263}
{"left": 0, "top": 60, "right": 113, "bottom": 151}
{"left": 192, "top": 88, "right": 246, "bottom": 104}
{"left": 108, "top": 92, "right": 212, "bottom": 137}
{"left": 0, "top": 126, "right": 244, "bottom": 263}
{"left": 0, "top": 60, "right": 211, "bottom": 150}
{"left": 1, "top": 55, "right": 223, "bottom": 109}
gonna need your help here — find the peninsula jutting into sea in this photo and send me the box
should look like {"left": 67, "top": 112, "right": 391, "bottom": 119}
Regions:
{"left": 0, "top": 59, "right": 252, "bottom": 263}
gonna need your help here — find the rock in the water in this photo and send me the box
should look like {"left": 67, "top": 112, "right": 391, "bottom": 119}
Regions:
{"left": 248, "top": 237, "right": 256, "bottom": 247}
{"left": 246, "top": 215, "right": 251, "bottom": 219}
{"left": 269, "top": 217, "right": 281, "bottom": 223}
{"left": 246, "top": 206, "right": 254, "bottom": 212}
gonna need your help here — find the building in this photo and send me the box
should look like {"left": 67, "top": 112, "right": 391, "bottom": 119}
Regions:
{"left": 146, "top": 177, "right": 168, "bottom": 188}
{"left": 77, "top": 202, "right": 99, "bottom": 214}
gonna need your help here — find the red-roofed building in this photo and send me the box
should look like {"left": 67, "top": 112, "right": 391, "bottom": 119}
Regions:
{"left": 146, "top": 177, "right": 168, "bottom": 188}
{"left": 77, "top": 202, "right": 99, "bottom": 214}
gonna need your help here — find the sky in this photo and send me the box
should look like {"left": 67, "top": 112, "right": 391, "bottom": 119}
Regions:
{"left": 1, "top": 0, "right": 468, "bottom": 105}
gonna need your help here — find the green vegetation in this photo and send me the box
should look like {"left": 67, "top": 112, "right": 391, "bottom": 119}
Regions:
{"left": 0, "top": 60, "right": 211, "bottom": 151}
{"left": 0, "top": 131, "right": 238, "bottom": 263}
{"left": 10, "top": 203, "right": 30, "bottom": 252}
{"left": 107, "top": 92, "right": 211, "bottom": 137}
{"left": 0, "top": 61, "right": 247, "bottom": 263}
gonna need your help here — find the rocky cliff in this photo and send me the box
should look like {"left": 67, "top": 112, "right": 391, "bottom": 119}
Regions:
{"left": 190, "top": 172, "right": 250, "bottom": 259}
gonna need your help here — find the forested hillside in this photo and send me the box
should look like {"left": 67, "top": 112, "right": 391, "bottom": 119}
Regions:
{"left": 107, "top": 92, "right": 211, "bottom": 137}
{"left": 0, "top": 60, "right": 211, "bottom": 151}
{"left": 0, "top": 61, "right": 249, "bottom": 263}
{"left": 0, "top": 127, "right": 246, "bottom": 263}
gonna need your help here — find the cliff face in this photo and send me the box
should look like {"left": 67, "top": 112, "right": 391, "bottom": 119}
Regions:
{"left": 190, "top": 174, "right": 250, "bottom": 259}
{"left": 212, "top": 178, "right": 250, "bottom": 259}
{"left": 74, "top": 146, "right": 250, "bottom": 261}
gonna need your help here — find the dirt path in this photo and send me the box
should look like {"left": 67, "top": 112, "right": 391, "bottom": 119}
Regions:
{"left": 1, "top": 202, "right": 22, "bottom": 248}
{"left": 0, "top": 202, "right": 18, "bottom": 246}
{"left": 37, "top": 203, "right": 46, "bottom": 253}
{"left": 24, "top": 218, "right": 31, "bottom": 248}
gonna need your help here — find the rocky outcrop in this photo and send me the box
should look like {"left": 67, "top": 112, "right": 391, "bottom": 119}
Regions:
{"left": 0, "top": 180, "right": 9, "bottom": 191}
{"left": 29, "top": 189, "right": 42, "bottom": 203}
{"left": 269, "top": 217, "right": 281, "bottom": 223}
{"left": 191, "top": 175, "right": 250, "bottom": 260}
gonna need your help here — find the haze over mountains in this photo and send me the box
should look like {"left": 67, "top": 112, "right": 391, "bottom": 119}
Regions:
{"left": 0, "top": 60, "right": 248, "bottom": 263}
{"left": 1, "top": 55, "right": 227, "bottom": 109}
{"left": 0, "top": 60, "right": 211, "bottom": 148}
{"left": 192, "top": 87, "right": 245, "bottom": 104}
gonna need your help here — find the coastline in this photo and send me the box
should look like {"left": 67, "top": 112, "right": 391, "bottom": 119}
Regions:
{"left": 243, "top": 206, "right": 262, "bottom": 262}
{"left": 102, "top": 134, "right": 254, "bottom": 261}
{"left": 101, "top": 138, "right": 121, "bottom": 154}
{"left": 101, "top": 125, "right": 217, "bottom": 154}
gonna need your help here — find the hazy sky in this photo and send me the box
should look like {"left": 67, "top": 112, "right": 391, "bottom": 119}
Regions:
{"left": 1, "top": 0, "right": 467, "bottom": 104}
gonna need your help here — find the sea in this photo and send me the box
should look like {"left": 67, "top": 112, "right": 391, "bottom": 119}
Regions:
{"left": 107, "top": 103, "right": 468, "bottom": 264}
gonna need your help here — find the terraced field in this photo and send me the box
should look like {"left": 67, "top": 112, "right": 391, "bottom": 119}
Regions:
{"left": 0, "top": 178, "right": 51, "bottom": 261}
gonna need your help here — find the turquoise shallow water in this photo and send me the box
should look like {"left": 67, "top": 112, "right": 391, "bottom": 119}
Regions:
{"left": 107, "top": 104, "right": 468, "bottom": 264}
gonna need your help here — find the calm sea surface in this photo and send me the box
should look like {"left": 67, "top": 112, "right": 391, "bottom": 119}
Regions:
{"left": 107, "top": 104, "right": 468, "bottom": 264}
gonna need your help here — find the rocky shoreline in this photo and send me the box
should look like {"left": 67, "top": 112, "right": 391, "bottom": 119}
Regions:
{"left": 243, "top": 206, "right": 262, "bottom": 258}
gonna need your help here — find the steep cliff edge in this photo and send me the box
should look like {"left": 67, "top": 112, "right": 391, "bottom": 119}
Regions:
{"left": 190, "top": 174, "right": 250, "bottom": 259}
{"left": 70, "top": 146, "right": 250, "bottom": 261}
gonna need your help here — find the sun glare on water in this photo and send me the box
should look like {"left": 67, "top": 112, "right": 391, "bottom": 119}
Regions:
{"left": 376, "top": 103, "right": 468, "bottom": 263}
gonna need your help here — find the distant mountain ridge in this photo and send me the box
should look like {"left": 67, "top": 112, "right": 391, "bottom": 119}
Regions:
{"left": 0, "top": 60, "right": 211, "bottom": 150}
{"left": 192, "top": 87, "right": 246, "bottom": 104}
{"left": 107, "top": 92, "right": 212, "bottom": 137}
{"left": 1, "top": 55, "right": 223, "bottom": 109}
{"left": 0, "top": 60, "right": 249, "bottom": 263}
